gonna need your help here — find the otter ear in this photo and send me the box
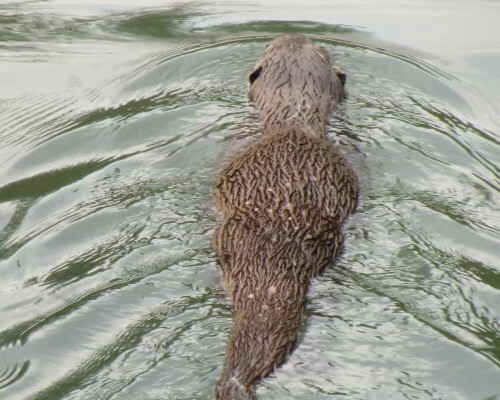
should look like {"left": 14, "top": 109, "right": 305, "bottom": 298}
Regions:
{"left": 249, "top": 66, "right": 263, "bottom": 84}
{"left": 332, "top": 66, "right": 346, "bottom": 86}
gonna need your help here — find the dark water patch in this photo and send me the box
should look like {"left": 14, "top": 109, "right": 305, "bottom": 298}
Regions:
{"left": 38, "top": 222, "right": 147, "bottom": 289}
{"left": 195, "top": 20, "right": 359, "bottom": 38}
{"left": 111, "top": 4, "right": 207, "bottom": 40}
{"left": 0, "top": 12, "right": 112, "bottom": 44}
{"left": 0, "top": 359, "right": 30, "bottom": 390}
{"left": 0, "top": 161, "right": 111, "bottom": 203}
{"left": 0, "top": 199, "right": 33, "bottom": 250}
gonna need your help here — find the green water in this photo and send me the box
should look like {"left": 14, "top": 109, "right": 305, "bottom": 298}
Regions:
{"left": 0, "top": 1, "right": 499, "bottom": 399}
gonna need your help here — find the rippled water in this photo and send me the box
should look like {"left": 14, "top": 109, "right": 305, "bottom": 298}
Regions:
{"left": 1, "top": 1, "right": 499, "bottom": 399}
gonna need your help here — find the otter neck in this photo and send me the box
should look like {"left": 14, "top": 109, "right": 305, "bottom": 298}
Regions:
{"left": 259, "top": 103, "right": 328, "bottom": 138}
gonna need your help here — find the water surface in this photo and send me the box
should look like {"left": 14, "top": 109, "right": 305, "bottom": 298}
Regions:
{"left": 0, "top": 1, "right": 499, "bottom": 399}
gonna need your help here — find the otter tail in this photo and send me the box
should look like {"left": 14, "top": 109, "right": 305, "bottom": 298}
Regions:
{"left": 214, "top": 292, "right": 305, "bottom": 400}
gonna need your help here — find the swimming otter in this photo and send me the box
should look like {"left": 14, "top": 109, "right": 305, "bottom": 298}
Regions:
{"left": 213, "top": 34, "right": 358, "bottom": 399}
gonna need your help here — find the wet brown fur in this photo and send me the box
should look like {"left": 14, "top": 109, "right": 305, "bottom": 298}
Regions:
{"left": 213, "top": 35, "right": 358, "bottom": 399}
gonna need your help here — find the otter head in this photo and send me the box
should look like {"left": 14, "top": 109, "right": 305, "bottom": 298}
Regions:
{"left": 248, "top": 34, "right": 346, "bottom": 138}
